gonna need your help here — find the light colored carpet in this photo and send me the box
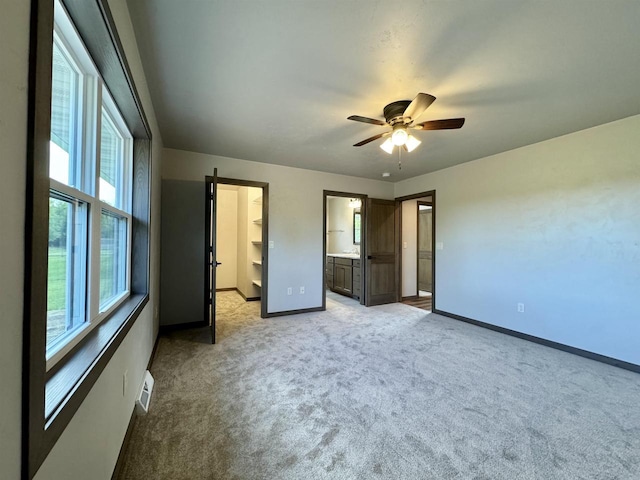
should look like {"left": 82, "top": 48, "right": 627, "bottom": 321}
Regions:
{"left": 119, "top": 291, "right": 640, "bottom": 480}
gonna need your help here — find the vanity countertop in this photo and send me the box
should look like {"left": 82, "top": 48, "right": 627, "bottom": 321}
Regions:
{"left": 327, "top": 253, "right": 361, "bottom": 259}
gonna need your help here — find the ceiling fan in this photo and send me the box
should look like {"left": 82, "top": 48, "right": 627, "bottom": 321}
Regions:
{"left": 348, "top": 93, "right": 465, "bottom": 154}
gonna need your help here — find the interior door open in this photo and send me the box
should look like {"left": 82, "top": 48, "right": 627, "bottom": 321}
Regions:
{"left": 205, "top": 168, "right": 219, "bottom": 344}
{"left": 365, "top": 198, "right": 398, "bottom": 306}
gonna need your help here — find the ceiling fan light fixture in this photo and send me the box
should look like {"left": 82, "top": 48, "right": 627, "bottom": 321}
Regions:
{"left": 391, "top": 126, "right": 408, "bottom": 146}
{"left": 405, "top": 134, "right": 421, "bottom": 152}
{"left": 380, "top": 138, "right": 394, "bottom": 154}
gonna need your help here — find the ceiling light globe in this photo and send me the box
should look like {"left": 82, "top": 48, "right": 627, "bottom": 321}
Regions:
{"left": 405, "top": 134, "right": 421, "bottom": 152}
{"left": 380, "top": 138, "right": 394, "bottom": 154}
{"left": 392, "top": 127, "right": 408, "bottom": 146}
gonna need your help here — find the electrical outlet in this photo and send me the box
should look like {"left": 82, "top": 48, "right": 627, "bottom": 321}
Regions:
{"left": 300, "top": 286, "right": 305, "bottom": 294}
{"left": 436, "top": 242, "right": 444, "bottom": 250}
{"left": 517, "top": 303, "right": 525, "bottom": 313}
{"left": 403, "top": 241, "right": 408, "bottom": 249}
{"left": 123, "top": 370, "right": 128, "bottom": 397}
{"left": 287, "top": 287, "right": 292, "bottom": 295}
{"left": 269, "top": 241, "right": 274, "bottom": 249}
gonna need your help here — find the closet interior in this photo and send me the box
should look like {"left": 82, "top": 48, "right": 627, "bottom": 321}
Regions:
{"left": 216, "top": 184, "right": 263, "bottom": 301}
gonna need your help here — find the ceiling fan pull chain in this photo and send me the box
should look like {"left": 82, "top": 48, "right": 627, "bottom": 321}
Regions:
{"left": 398, "top": 147, "right": 402, "bottom": 170}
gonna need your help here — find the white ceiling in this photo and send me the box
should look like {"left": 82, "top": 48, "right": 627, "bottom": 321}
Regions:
{"left": 126, "top": 0, "right": 640, "bottom": 182}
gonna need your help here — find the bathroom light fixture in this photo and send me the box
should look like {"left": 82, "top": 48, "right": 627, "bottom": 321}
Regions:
{"left": 348, "top": 198, "right": 362, "bottom": 209}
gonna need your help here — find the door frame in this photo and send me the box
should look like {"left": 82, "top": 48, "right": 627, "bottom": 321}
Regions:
{"left": 396, "top": 190, "right": 436, "bottom": 310}
{"left": 205, "top": 176, "right": 269, "bottom": 320}
{"left": 416, "top": 200, "right": 433, "bottom": 295}
{"left": 322, "top": 190, "right": 368, "bottom": 309}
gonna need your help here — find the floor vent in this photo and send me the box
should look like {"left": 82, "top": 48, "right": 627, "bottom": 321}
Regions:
{"left": 135, "top": 370, "right": 154, "bottom": 415}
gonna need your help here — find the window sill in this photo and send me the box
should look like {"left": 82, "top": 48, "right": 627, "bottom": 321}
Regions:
{"left": 45, "top": 293, "right": 148, "bottom": 424}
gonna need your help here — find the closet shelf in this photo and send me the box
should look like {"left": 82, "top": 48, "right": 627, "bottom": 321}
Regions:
{"left": 253, "top": 218, "right": 262, "bottom": 225}
{"left": 253, "top": 196, "right": 262, "bottom": 205}
{"left": 251, "top": 240, "right": 262, "bottom": 245}
{"left": 252, "top": 260, "right": 262, "bottom": 266}
{"left": 252, "top": 280, "right": 262, "bottom": 288}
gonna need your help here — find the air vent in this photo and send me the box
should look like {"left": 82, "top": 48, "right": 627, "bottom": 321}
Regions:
{"left": 135, "top": 370, "right": 155, "bottom": 415}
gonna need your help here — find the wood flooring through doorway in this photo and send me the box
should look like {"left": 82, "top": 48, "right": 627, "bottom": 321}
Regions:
{"left": 401, "top": 296, "right": 432, "bottom": 311}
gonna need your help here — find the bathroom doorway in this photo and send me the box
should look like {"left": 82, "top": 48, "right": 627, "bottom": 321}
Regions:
{"left": 397, "top": 191, "right": 435, "bottom": 312}
{"left": 322, "top": 190, "right": 367, "bottom": 309}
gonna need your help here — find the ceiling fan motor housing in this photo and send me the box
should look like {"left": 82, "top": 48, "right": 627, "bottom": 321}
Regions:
{"left": 384, "top": 100, "right": 411, "bottom": 124}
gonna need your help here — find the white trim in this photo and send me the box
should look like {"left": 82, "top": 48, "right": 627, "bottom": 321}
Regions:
{"left": 46, "top": 0, "right": 134, "bottom": 371}
{"left": 101, "top": 87, "right": 133, "bottom": 212}
{"left": 50, "top": 178, "right": 95, "bottom": 205}
{"left": 54, "top": 0, "right": 100, "bottom": 78}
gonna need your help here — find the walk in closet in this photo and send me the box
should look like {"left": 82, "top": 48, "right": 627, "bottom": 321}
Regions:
{"left": 216, "top": 185, "right": 263, "bottom": 301}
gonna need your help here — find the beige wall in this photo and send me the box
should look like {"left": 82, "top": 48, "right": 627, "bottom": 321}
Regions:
{"left": 236, "top": 187, "right": 249, "bottom": 297}
{"left": 395, "top": 114, "right": 640, "bottom": 365}
{"left": 0, "top": 0, "right": 162, "bottom": 477}
{"left": 163, "top": 148, "right": 394, "bottom": 313}
{"left": 327, "top": 197, "right": 359, "bottom": 255}
{"left": 401, "top": 199, "right": 418, "bottom": 297}
{"left": 0, "top": 1, "right": 30, "bottom": 477}
{"left": 216, "top": 188, "right": 238, "bottom": 289}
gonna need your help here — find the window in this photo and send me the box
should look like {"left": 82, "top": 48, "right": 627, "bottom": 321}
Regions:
{"left": 46, "top": 4, "right": 133, "bottom": 365}
{"left": 46, "top": 194, "right": 88, "bottom": 349}
{"left": 25, "top": 0, "right": 151, "bottom": 477}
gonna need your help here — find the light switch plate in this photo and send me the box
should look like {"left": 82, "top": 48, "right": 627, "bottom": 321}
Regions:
{"left": 269, "top": 241, "right": 274, "bottom": 249}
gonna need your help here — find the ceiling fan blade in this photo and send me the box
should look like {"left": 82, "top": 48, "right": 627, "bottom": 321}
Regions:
{"left": 353, "top": 132, "right": 388, "bottom": 147}
{"left": 413, "top": 118, "right": 465, "bottom": 130}
{"left": 403, "top": 93, "right": 436, "bottom": 122}
{"left": 347, "top": 115, "right": 386, "bottom": 126}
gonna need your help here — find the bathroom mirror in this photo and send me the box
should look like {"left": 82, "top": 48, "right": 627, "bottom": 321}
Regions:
{"left": 353, "top": 210, "right": 361, "bottom": 245}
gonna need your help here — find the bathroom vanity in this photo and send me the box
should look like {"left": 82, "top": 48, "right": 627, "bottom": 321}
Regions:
{"left": 326, "top": 254, "right": 361, "bottom": 300}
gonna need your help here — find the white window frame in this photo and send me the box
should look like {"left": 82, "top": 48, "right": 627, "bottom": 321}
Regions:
{"left": 95, "top": 88, "right": 133, "bottom": 317}
{"left": 46, "top": 0, "right": 133, "bottom": 370}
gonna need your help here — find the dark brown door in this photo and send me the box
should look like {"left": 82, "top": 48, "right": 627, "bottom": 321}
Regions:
{"left": 204, "top": 168, "right": 219, "bottom": 344}
{"left": 365, "top": 198, "right": 397, "bottom": 306}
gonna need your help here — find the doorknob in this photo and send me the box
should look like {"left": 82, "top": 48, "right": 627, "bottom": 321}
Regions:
{"left": 212, "top": 261, "right": 222, "bottom": 266}
{"left": 367, "top": 255, "right": 376, "bottom": 260}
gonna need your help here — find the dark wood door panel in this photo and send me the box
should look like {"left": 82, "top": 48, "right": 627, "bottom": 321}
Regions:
{"left": 365, "top": 198, "right": 397, "bottom": 306}
{"left": 369, "top": 202, "right": 396, "bottom": 254}
{"left": 369, "top": 261, "right": 394, "bottom": 294}
{"left": 334, "top": 264, "right": 347, "bottom": 291}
